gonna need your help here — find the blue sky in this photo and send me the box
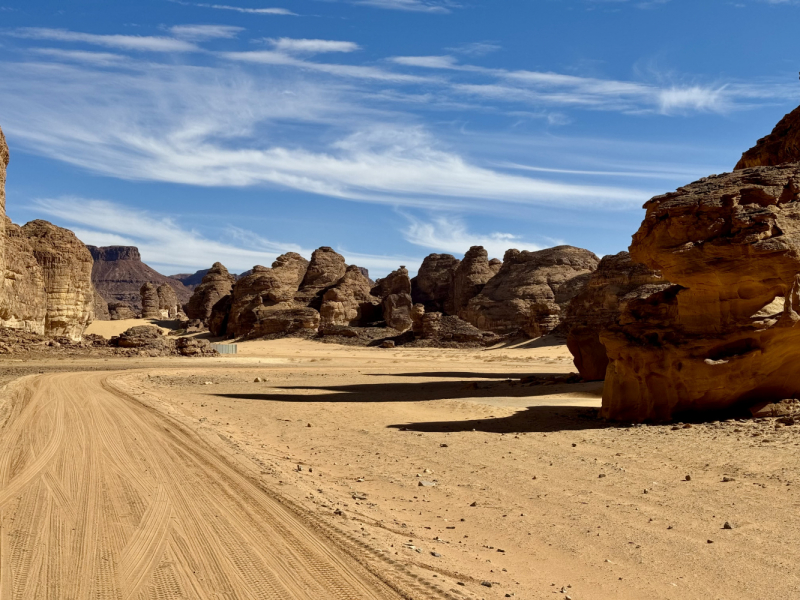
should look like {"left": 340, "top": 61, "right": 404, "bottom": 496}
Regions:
{"left": 0, "top": 0, "right": 798, "bottom": 276}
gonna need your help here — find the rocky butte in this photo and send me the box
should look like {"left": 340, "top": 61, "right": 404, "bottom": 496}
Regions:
{"left": 601, "top": 106, "right": 800, "bottom": 421}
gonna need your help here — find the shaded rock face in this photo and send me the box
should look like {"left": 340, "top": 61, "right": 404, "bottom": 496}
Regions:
{"left": 1, "top": 218, "right": 47, "bottom": 333}
{"left": 88, "top": 245, "right": 191, "bottom": 311}
{"left": 93, "top": 290, "right": 111, "bottom": 321}
{"left": 447, "top": 246, "right": 495, "bottom": 316}
{"left": 295, "top": 247, "right": 347, "bottom": 309}
{"left": 735, "top": 105, "right": 800, "bottom": 170}
{"left": 563, "top": 252, "right": 667, "bottom": 381}
{"left": 109, "top": 302, "right": 137, "bottom": 320}
{"left": 156, "top": 283, "right": 179, "bottom": 318}
{"left": 140, "top": 282, "right": 160, "bottom": 319}
{"left": 462, "top": 246, "right": 599, "bottom": 337}
{"left": 227, "top": 253, "right": 309, "bottom": 338}
{"left": 602, "top": 165, "right": 800, "bottom": 422}
{"left": 489, "top": 258, "right": 502, "bottom": 276}
{"left": 411, "top": 253, "right": 460, "bottom": 312}
{"left": 320, "top": 265, "right": 381, "bottom": 327}
{"left": 21, "top": 220, "right": 95, "bottom": 340}
{"left": 184, "top": 262, "right": 235, "bottom": 322}
{"left": 372, "top": 267, "right": 413, "bottom": 332}
{"left": 248, "top": 306, "right": 320, "bottom": 338}
{"left": 208, "top": 294, "right": 232, "bottom": 337}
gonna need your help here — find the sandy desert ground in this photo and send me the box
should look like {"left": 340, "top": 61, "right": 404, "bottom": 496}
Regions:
{"left": 1, "top": 322, "right": 799, "bottom": 599}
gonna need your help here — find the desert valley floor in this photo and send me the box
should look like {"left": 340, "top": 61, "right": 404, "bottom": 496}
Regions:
{"left": 0, "top": 321, "right": 798, "bottom": 599}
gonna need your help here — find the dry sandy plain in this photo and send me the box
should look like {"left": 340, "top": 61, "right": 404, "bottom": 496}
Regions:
{"left": 0, "top": 319, "right": 798, "bottom": 599}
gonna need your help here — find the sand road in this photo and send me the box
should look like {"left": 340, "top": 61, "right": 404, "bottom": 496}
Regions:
{"left": 0, "top": 371, "right": 433, "bottom": 600}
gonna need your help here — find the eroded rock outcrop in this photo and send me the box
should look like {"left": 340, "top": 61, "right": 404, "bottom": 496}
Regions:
{"left": 736, "top": 105, "right": 800, "bottom": 170}
{"left": 22, "top": 220, "right": 95, "bottom": 340}
{"left": 0, "top": 127, "right": 7, "bottom": 283}
{"left": 184, "top": 262, "right": 235, "bottom": 322}
{"left": 1, "top": 219, "right": 47, "bottom": 333}
{"left": 411, "top": 253, "right": 460, "bottom": 312}
{"left": 109, "top": 302, "right": 137, "bottom": 320}
{"left": 227, "top": 253, "right": 309, "bottom": 338}
{"left": 320, "top": 265, "right": 381, "bottom": 327}
{"left": 462, "top": 246, "right": 599, "bottom": 337}
{"left": 372, "top": 266, "right": 413, "bottom": 332}
{"left": 563, "top": 252, "right": 667, "bottom": 381}
{"left": 447, "top": 246, "right": 495, "bottom": 316}
{"left": 602, "top": 165, "right": 800, "bottom": 422}
{"left": 140, "top": 282, "right": 160, "bottom": 319}
{"left": 94, "top": 290, "right": 111, "bottom": 321}
{"left": 157, "top": 283, "right": 179, "bottom": 318}
{"left": 295, "top": 247, "right": 347, "bottom": 309}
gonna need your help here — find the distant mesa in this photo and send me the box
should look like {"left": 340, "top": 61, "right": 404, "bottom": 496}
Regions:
{"left": 169, "top": 268, "right": 211, "bottom": 290}
{"left": 88, "top": 244, "right": 192, "bottom": 315}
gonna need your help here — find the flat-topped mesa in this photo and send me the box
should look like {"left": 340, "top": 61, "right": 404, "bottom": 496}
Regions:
{"left": 184, "top": 262, "right": 235, "bottom": 322}
{"left": 21, "top": 220, "right": 95, "bottom": 340}
{"left": 88, "top": 244, "right": 191, "bottom": 311}
{"left": 735, "top": 105, "right": 800, "bottom": 170}
{"left": 226, "top": 252, "right": 310, "bottom": 338}
{"left": 562, "top": 251, "right": 668, "bottom": 381}
{"left": 602, "top": 164, "right": 800, "bottom": 422}
{"left": 461, "top": 245, "right": 599, "bottom": 337}
{"left": 411, "top": 253, "right": 460, "bottom": 312}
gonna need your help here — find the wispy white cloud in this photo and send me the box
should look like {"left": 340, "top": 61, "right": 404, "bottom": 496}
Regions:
{"left": 352, "top": 0, "right": 454, "bottom": 13}
{"left": 267, "top": 38, "right": 360, "bottom": 54}
{"left": 403, "top": 214, "right": 553, "bottom": 259}
{"left": 169, "top": 24, "right": 244, "bottom": 41}
{"left": 189, "top": 2, "right": 297, "bottom": 15}
{"left": 10, "top": 28, "right": 199, "bottom": 52}
{"left": 446, "top": 42, "right": 501, "bottom": 57}
{"left": 390, "top": 55, "right": 458, "bottom": 68}
{"left": 30, "top": 48, "right": 131, "bottom": 66}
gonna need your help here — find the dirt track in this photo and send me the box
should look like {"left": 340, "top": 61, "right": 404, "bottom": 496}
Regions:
{"left": 0, "top": 371, "right": 447, "bottom": 599}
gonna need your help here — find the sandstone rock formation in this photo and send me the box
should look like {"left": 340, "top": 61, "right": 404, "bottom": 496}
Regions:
{"left": 226, "top": 253, "right": 309, "bottom": 338}
{"left": 411, "top": 303, "right": 425, "bottom": 333}
{"left": 156, "top": 283, "right": 179, "bottom": 318}
{"left": 462, "top": 246, "right": 599, "bottom": 337}
{"left": 88, "top": 245, "right": 191, "bottom": 310}
{"left": 22, "top": 220, "right": 95, "bottom": 340}
{"left": 247, "top": 306, "right": 320, "bottom": 337}
{"left": 735, "top": 105, "right": 800, "bottom": 170}
{"left": 447, "top": 246, "right": 496, "bottom": 316}
{"left": 140, "top": 282, "right": 160, "bottom": 319}
{"left": 372, "top": 266, "right": 413, "bottom": 332}
{"left": 1, "top": 218, "right": 47, "bottom": 333}
{"left": 602, "top": 164, "right": 800, "bottom": 422}
{"left": 320, "top": 265, "right": 381, "bottom": 327}
{"left": 563, "top": 251, "right": 667, "bottom": 381}
{"left": 184, "top": 262, "right": 235, "bottom": 322}
{"left": 208, "top": 294, "right": 232, "bottom": 337}
{"left": 294, "top": 247, "right": 347, "bottom": 309}
{"left": 411, "top": 253, "right": 460, "bottom": 312}
{"left": 94, "top": 290, "right": 111, "bottom": 321}
{"left": 421, "top": 312, "right": 500, "bottom": 346}
{"left": 109, "top": 302, "right": 137, "bottom": 320}
{"left": 489, "top": 258, "right": 503, "bottom": 276}
{"left": 0, "top": 126, "right": 7, "bottom": 284}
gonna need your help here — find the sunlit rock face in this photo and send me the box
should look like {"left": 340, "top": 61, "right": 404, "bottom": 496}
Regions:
{"left": 735, "top": 105, "right": 800, "bottom": 170}
{"left": 21, "top": 220, "right": 95, "bottom": 340}
{"left": 184, "top": 262, "right": 235, "bottom": 322}
{"left": 320, "top": 265, "right": 381, "bottom": 327}
{"left": 461, "top": 245, "right": 599, "bottom": 338}
{"left": 602, "top": 165, "right": 800, "bottom": 422}
{"left": 563, "top": 251, "right": 667, "bottom": 382}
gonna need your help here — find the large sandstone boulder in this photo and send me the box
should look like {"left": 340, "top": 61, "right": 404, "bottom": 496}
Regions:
{"left": 109, "top": 302, "right": 137, "bottom": 320}
{"left": 320, "top": 265, "right": 381, "bottom": 327}
{"left": 446, "top": 246, "right": 495, "bottom": 315}
{"left": 248, "top": 306, "right": 320, "bottom": 338}
{"left": 156, "top": 283, "right": 179, "bottom": 318}
{"left": 140, "top": 282, "right": 160, "bottom": 319}
{"left": 372, "top": 266, "right": 413, "bottom": 332}
{"left": 1, "top": 218, "right": 47, "bottom": 333}
{"left": 462, "top": 246, "right": 599, "bottom": 337}
{"left": 21, "top": 220, "right": 95, "bottom": 340}
{"left": 88, "top": 245, "right": 191, "bottom": 310}
{"left": 602, "top": 164, "right": 800, "bottom": 422}
{"left": 227, "top": 253, "right": 309, "bottom": 338}
{"left": 562, "top": 252, "right": 667, "bottom": 381}
{"left": 411, "top": 253, "right": 460, "bottom": 312}
{"left": 184, "top": 262, "right": 235, "bottom": 321}
{"left": 294, "top": 247, "right": 347, "bottom": 309}
{"left": 735, "top": 105, "right": 800, "bottom": 170}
